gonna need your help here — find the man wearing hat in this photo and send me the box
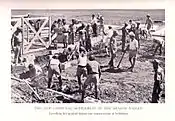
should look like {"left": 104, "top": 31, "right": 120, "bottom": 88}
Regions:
{"left": 145, "top": 14, "right": 153, "bottom": 38}
{"left": 47, "top": 53, "right": 62, "bottom": 90}
{"left": 81, "top": 55, "right": 101, "bottom": 101}
{"left": 126, "top": 32, "right": 139, "bottom": 72}
{"left": 11, "top": 27, "right": 22, "bottom": 64}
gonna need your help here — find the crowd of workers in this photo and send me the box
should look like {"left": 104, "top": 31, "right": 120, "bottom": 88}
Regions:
{"left": 11, "top": 13, "right": 165, "bottom": 103}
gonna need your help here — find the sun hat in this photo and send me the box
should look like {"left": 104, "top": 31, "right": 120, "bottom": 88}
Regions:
{"left": 129, "top": 32, "right": 135, "bottom": 37}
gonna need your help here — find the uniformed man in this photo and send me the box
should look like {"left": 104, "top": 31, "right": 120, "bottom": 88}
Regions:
{"left": 81, "top": 55, "right": 101, "bottom": 101}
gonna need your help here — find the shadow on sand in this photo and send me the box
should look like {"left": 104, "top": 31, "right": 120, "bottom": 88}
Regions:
{"left": 102, "top": 67, "right": 128, "bottom": 73}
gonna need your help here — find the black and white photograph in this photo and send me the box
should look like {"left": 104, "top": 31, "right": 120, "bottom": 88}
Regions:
{"left": 11, "top": 9, "right": 165, "bottom": 103}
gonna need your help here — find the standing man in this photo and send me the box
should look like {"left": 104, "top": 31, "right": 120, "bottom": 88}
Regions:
{"left": 69, "top": 19, "right": 76, "bottom": 44}
{"left": 81, "top": 55, "right": 101, "bottom": 102}
{"left": 98, "top": 15, "right": 104, "bottom": 34}
{"left": 104, "top": 26, "right": 113, "bottom": 56}
{"left": 76, "top": 46, "right": 88, "bottom": 91}
{"left": 47, "top": 53, "right": 62, "bottom": 91}
{"left": 85, "top": 23, "right": 93, "bottom": 51}
{"left": 151, "top": 59, "right": 165, "bottom": 103}
{"left": 11, "top": 27, "right": 22, "bottom": 64}
{"left": 62, "top": 19, "right": 69, "bottom": 48}
{"left": 135, "top": 22, "right": 141, "bottom": 48}
{"left": 91, "top": 14, "right": 98, "bottom": 37}
{"left": 126, "top": 32, "right": 139, "bottom": 72}
{"left": 145, "top": 14, "right": 153, "bottom": 38}
{"left": 108, "top": 31, "right": 118, "bottom": 68}
{"left": 121, "top": 23, "right": 128, "bottom": 52}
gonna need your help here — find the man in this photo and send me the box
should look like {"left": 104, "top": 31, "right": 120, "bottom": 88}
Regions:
{"left": 85, "top": 23, "right": 93, "bottom": 52}
{"left": 19, "top": 59, "right": 42, "bottom": 80}
{"left": 126, "top": 32, "right": 139, "bottom": 72}
{"left": 62, "top": 19, "right": 69, "bottom": 48}
{"left": 69, "top": 19, "right": 77, "bottom": 44}
{"left": 91, "top": 14, "right": 98, "bottom": 37}
{"left": 135, "top": 22, "right": 141, "bottom": 48}
{"left": 11, "top": 27, "right": 22, "bottom": 64}
{"left": 47, "top": 53, "right": 62, "bottom": 91}
{"left": 108, "top": 31, "right": 118, "bottom": 68}
{"left": 152, "top": 36, "right": 164, "bottom": 56}
{"left": 127, "top": 19, "right": 136, "bottom": 31}
{"left": 98, "top": 15, "right": 104, "bottom": 35}
{"left": 145, "top": 14, "right": 153, "bottom": 38}
{"left": 151, "top": 59, "right": 165, "bottom": 103}
{"left": 76, "top": 46, "right": 88, "bottom": 91}
{"left": 104, "top": 26, "right": 113, "bottom": 56}
{"left": 121, "top": 23, "right": 128, "bottom": 52}
{"left": 81, "top": 55, "right": 101, "bottom": 102}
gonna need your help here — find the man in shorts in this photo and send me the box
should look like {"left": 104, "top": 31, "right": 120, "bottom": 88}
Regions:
{"left": 81, "top": 55, "right": 101, "bottom": 102}
{"left": 47, "top": 53, "right": 62, "bottom": 91}
{"left": 145, "top": 14, "right": 153, "bottom": 38}
{"left": 76, "top": 46, "right": 88, "bottom": 91}
{"left": 126, "top": 32, "right": 139, "bottom": 72}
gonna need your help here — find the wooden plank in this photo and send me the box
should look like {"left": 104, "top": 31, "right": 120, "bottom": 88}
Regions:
{"left": 26, "top": 17, "right": 48, "bottom": 21}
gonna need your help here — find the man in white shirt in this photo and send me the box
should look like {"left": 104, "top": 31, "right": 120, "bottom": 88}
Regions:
{"left": 48, "top": 53, "right": 62, "bottom": 90}
{"left": 126, "top": 32, "right": 139, "bottom": 72}
{"left": 76, "top": 46, "right": 87, "bottom": 90}
{"left": 104, "top": 26, "right": 113, "bottom": 56}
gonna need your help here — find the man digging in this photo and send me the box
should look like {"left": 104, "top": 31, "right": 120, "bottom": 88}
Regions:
{"left": 81, "top": 55, "right": 101, "bottom": 102}
{"left": 47, "top": 53, "right": 62, "bottom": 91}
{"left": 126, "top": 32, "right": 139, "bottom": 72}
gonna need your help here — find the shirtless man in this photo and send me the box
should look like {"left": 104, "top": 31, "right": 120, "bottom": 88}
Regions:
{"left": 145, "top": 14, "right": 153, "bottom": 38}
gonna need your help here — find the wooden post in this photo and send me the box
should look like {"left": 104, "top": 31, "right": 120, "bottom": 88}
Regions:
{"left": 21, "top": 17, "right": 24, "bottom": 55}
{"left": 49, "top": 16, "right": 51, "bottom": 47}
